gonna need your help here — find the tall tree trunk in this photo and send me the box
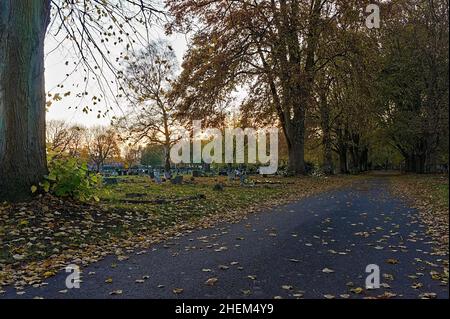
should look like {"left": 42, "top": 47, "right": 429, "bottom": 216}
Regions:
{"left": 286, "top": 125, "right": 306, "bottom": 175}
{"left": 269, "top": 0, "right": 322, "bottom": 176}
{"left": 164, "top": 145, "right": 171, "bottom": 172}
{"left": 164, "top": 154, "right": 171, "bottom": 172}
{"left": 286, "top": 99, "right": 306, "bottom": 175}
{"left": 416, "top": 153, "right": 426, "bottom": 174}
{"left": 349, "top": 147, "right": 359, "bottom": 173}
{"left": 339, "top": 148, "right": 348, "bottom": 174}
{"left": 0, "top": 0, "right": 51, "bottom": 202}
{"left": 319, "top": 91, "right": 334, "bottom": 175}
{"left": 360, "top": 147, "right": 369, "bottom": 172}
{"left": 335, "top": 125, "right": 349, "bottom": 174}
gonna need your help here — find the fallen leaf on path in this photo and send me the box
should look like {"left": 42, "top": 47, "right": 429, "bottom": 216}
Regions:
{"left": 241, "top": 289, "right": 252, "bottom": 296}
{"left": 350, "top": 287, "right": 364, "bottom": 294}
{"left": 322, "top": 268, "right": 335, "bottom": 274}
{"left": 205, "top": 278, "right": 218, "bottom": 286}
{"left": 172, "top": 288, "right": 184, "bottom": 294}
{"left": 383, "top": 273, "right": 394, "bottom": 281}
{"left": 386, "top": 259, "right": 399, "bottom": 264}
{"left": 411, "top": 283, "right": 423, "bottom": 289}
{"left": 419, "top": 292, "right": 437, "bottom": 299}
{"left": 378, "top": 292, "right": 397, "bottom": 299}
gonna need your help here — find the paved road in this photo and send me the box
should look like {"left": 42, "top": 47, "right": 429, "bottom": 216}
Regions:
{"left": 2, "top": 178, "right": 448, "bottom": 299}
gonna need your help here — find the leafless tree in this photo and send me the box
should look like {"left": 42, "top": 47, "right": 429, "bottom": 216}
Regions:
{"left": 115, "top": 39, "right": 183, "bottom": 171}
{"left": 86, "top": 126, "right": 121, "bottom": 172}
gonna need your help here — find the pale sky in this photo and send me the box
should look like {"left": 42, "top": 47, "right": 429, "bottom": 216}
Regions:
{"left": 45, "top": 24, "right": 188, "bottom": 128}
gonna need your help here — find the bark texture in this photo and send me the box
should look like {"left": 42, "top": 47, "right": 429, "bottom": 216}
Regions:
{"left": 0, "top": 0, "right": 51, "bottom": 202}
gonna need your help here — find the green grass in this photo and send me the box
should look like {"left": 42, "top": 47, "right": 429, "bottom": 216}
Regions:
{"left": 96, "top": 175, "right": 289, "bottom": 226}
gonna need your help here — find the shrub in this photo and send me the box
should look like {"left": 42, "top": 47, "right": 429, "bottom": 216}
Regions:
{"left": 32, "top": 153, "right": 101, "bottom": 201}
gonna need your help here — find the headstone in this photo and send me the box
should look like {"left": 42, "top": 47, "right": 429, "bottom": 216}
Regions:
{"left": 171, "top": 175, "right": 183, "bottom": 185}
{"left": 240, "top": 173, "right": 247, "bottom": 186}
{"left": 154, "top": 173, "right": 162, "bottom": 184}
{"left": 103, "top": 177, "right": 118, "bottom": 185}
{"left": 227, "top": 171, "right": 235, "bottom": 182}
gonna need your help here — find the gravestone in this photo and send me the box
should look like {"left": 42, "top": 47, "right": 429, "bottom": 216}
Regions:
{"left": 240, "top": 173, "right": 247, "bottom": 186}
{"left": 154, "top": 173, "right": 162, "bottom": 184}
{"left": 171, "top": 175, "right": 183, "bottom": 185}
{"left": 103, "top": 177, "right": 118, "bottom": 185}
{"left": 227, "top": 171, "right": 236, "bottom": 182}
